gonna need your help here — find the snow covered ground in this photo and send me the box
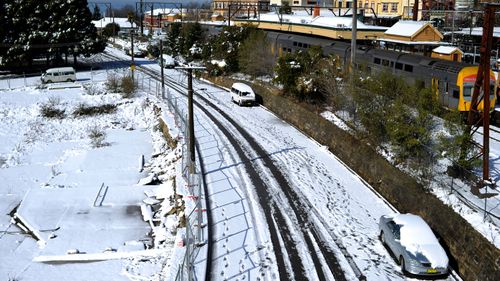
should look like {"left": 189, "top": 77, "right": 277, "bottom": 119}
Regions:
{"left": 0, "top": 47, "right": 484, "bottom": 281}
{"left": 0, "top": 67, "right": 181, "bottom": 280}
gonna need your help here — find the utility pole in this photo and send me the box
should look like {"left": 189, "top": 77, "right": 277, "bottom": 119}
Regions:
{"left": 140, "top": 0, "right": 144, "bottom": 36}
{"left": 451, "top": 10, "right": 455, "bottom": 45}
{"left": 159, "top": 39, "right": 165, "bottom": 97}
{"left": 188, "top": 69, "right": 194, "bottom": 173}
{"left": 130, "top": 30, "right": 135, "bottom": 81}
{"left": 465, "top": 3, "right": 499, "bottom": 187}
{"left": 351, "top": 0, "right": 357, "bottom": 68}
{"left": 175, "top": 66, "right": 205, "bottom": 174}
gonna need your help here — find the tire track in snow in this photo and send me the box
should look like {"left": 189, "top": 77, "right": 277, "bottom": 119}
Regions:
{"left": 102, "top": 52, "right": 357, "bottom": 280}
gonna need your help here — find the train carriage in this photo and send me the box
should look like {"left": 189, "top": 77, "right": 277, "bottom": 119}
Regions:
{"left": 266, "top": 31, "right": 496, "bottom": 112}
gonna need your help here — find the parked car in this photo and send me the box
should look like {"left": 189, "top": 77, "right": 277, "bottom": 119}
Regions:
{"left": 126, "top": 48, "right": 144, "bottom": 58}
{"left": 379, "top": 213, "right": 449, "bottom": 277}
{"left": 41, "top": 67, "right": 76, "bottom": 83}
{"left": 158, "top": 54, "right": 176, "bottom": 68}
{"left": 230, "top": 82, "right": 256, "bottom": 106}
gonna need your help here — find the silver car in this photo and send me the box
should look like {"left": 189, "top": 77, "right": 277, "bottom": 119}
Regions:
{"left": 379, "top": 213, "right": 449, "bottom": 277}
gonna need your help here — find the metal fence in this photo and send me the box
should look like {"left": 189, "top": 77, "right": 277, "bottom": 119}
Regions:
{"left": 134, "top": 73, "right": 205, "bottom": 281}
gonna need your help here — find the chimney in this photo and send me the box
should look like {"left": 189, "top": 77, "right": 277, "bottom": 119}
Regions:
{"left": 313, "top": 4, "right": 320, "bottom": 17}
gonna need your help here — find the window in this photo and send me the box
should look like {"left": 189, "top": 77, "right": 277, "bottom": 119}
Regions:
{"left": 374, "top": 57, "right": 381, "bottom": 64}
{"left": 371, "top": 3, "right": 375, "bottom": 10}
{"left": 382, "top": 59, "right": 390, "bottom": 66}
{"left": 404, "top": 64, "right": 413, "bottom": 72}
{"left": 382, "top": 3, "right": 388, "bottom": 12}
{"left": 463, "top": 83, "right": 473, "bottom": 100}
{"left": 364, "top": 3, "right": 368, "bottom": 9}
{"left": 293, "top": 41, "right": 297, "bottom": 46}
{"left": 391, "top": 3, "right": 398, "bottom": 12}
{"left": 395, "top": 62, "right": 403, "bottom": 70}
{"left": 453, "top": 90, "right": 459, "bottom": 98}
{"left": 298, "top": 42, "right": 303, "bottom": 47}
{"left": 293, "top": 1, "right": 299, "bottom": 4}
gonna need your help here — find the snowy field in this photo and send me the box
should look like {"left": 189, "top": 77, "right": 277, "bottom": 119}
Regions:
{"left": 0, "top": 68, "right": 182, "bottom": 280}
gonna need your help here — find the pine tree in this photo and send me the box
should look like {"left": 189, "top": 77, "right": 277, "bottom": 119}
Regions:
{"left": 182, "top": 22, "right": 204, "bottom": 60}
{"left": 1, "top": 0, "right": 103, "bottom": 67}
{"left": 167, "top": 23, "right": 182, "bottom": 56}
{"left": 2, "top": 0, "right": 42, "bottom": 66}
{"left": 63, "top": 0, "right": 104, "bottom": 63}
{"left": 92, "top": 5, "right": 102, "bottom": 21}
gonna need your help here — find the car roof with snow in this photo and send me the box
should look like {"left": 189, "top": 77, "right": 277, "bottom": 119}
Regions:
{"left": 232, "top": 82, "right": 254, "bottom": 93}
{"left": 392, "top": 213, "right": 449, "bottom": 268}
{"left": 392, "top": 213, "right": 440, "bottom": 245}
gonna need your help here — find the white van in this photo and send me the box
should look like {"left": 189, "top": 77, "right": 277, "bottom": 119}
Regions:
{"left": 230, "top": 83, "right": 256, "bottom": 106}
{"left": 41, "top": 67, "right": 76, "bottom": 83}
{"left": 158, "top": 54, "right": 176, "bottom": 68}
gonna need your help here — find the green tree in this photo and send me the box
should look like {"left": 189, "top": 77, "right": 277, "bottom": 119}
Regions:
{"left": 167, "top": 22, "right": 182, "bottom": 56}
{"left": 273, "top": 52, "right": 302, "bottom": 95}
{"left": 386, "top": 99, "right": 433, "bottom": 164}
{"left": 66, "top": 0, "right": 104, "bottom": 61}
{"left": 1, "top": 0, "right": 103, "bottom": 67}
{"left": 203, "top": 25, "right": 256, "bottom": 73}
{"left": 102, "top": 22, "right": 120, "bottom": 38}
{"left": 315, "top": 55, "right": 348, "bottom": 112}
{"left": 238, "top": 29, "right": 274, "bottom": 77}
{"left": 92, "top": 5, "right": 102, "bottom": 20}
{"left": 438, "top": 111, "right": 478, "bottom": 171}
{"left": 182, "top": 22, "right": 204, "bottom": 60}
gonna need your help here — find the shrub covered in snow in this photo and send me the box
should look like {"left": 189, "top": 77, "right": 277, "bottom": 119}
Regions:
{"left": 120, "top": 75, "right": 136, "bottom": 98}
{"left": 40, "top": 97, "right": 65, "bottom": 119}
{"left": 88, "top": 126, "right": 107, "bottom": 148}
{"left": 83, "top": 83, "right": 105, "bottom": 96}
{"left": 73, "top": 103, "right": 117, "bottom": 117}
{"left": 105, "top": 73, "right": 136, "bottom": 98}
{"left": 106, "top": 73, "right": 121, "bottom": 92}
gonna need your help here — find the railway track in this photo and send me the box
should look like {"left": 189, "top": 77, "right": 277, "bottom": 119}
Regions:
{"left": 99, "top": 51, "right": 463, "bottom": 281}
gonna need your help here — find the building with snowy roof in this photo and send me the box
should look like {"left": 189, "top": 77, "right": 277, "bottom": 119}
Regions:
{"left": 142, "top": 8, "right": 186, "bottom": 28}
{"left": 233, "top": 10, "right": 387, "bottom": 41}
{"left": 431, "top": 46, "right": 463, "bottom": 62}
{"left": 92, "top": 17, "right": 137, "bottom": 31}
{"left": 378, "top": 20, "right": 443, "bottom": 55}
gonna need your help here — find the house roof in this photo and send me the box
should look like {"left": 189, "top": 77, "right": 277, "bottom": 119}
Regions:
{"left": 92, "top": 17, "right": 136, "bottom": 29}
{"left": 385, "top": 20, "right": 443, "bottom": 40}
{"left": 144, "top": 8, "right": 185, "bottom": 16}
{"left": 258, "top": 12, "right": 387, "bottom": 31}
{"left": 432, "top": 46, "right": 463, "bottom": 54}
{"left": 378, "top": 38, "right": 443, "bottom": 45}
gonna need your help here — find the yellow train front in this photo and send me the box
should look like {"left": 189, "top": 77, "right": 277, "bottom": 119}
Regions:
{"left": 454, "top": 66, "right": 496, "bottom": 112}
